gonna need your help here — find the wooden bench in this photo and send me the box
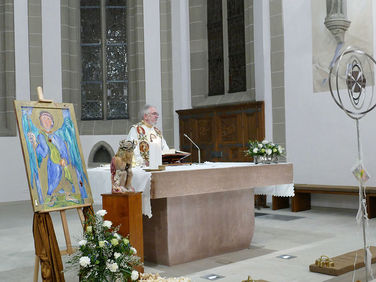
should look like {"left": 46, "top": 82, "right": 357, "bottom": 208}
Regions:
{"left": 291, "top": 184, "right": 376, "bottom": 219}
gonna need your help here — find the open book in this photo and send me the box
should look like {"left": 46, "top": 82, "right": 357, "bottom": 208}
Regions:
{"left": 163, "top": 148, "right": 190, "bottom": 155}
{"left": 162, "top": 148, "right": 191, "bottom": 164}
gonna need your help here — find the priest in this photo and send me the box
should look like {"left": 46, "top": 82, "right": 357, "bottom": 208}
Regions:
{"left": 127, "top": 105, "right": 169, "bottom": 167}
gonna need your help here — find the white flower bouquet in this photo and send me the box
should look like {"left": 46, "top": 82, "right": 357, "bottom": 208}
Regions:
{"left": 245, "top": 140, "right": 284, "bottom": 164}
{"left": 67, "top": 209, "right": 142, "bottom": 281}
{"left": 139, "top": 273, "right": 191, "bottom": 281}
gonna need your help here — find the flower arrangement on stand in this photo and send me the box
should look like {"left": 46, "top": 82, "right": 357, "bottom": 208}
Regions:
{"left": 245, "top": 140, "right": 284, "bottom": 164}
{"left": 66, "top": 209, "right": 142, "bottom": 281}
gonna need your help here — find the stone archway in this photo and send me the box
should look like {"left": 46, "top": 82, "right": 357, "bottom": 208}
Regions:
{"left": 88, "top": 141, "right": 115, "bottom": 167}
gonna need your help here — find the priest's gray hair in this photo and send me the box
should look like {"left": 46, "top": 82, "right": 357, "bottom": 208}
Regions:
{"left": 141, "top": 104, "right": 157, "bottom": 119}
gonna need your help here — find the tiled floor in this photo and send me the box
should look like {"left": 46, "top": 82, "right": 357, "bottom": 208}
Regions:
{"left": 1, "top": 201, "right": 376, "bottom": 281}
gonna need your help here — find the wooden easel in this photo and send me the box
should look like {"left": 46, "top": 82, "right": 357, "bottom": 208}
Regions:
{"left": 36, "top": 86, "right": 52, "bottom": 103}
{"left": 31, "top": 87, "right": 91, "bottom": 282}
{"left": 33, "top": 208, "right": 87, "bottom": 282}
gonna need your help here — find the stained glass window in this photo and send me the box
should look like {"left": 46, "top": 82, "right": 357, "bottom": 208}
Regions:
{"left": 80, "top": 0, "right": 128, "bottom": 120}
{"left": 227, "top": 0, "right": 246, "bottom": 93}
{"left": 206, "top": 0, "right": 246, "bottom": 95}
{"left": 207, "top": 0, "right": 224, "bottom": 96}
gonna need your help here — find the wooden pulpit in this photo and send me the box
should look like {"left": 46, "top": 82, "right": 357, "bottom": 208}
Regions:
{"left": 102, "top": 193, "right": 144, "bottom": 271}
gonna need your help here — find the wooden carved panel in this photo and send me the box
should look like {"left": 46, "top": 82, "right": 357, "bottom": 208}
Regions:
{"left": 197, "top": 118, "right": 213, "bottom": 143}
{"left": 220, "top": 116, "right": 237, "bottom": 142}
{"left": 218, "top": 114, "right": 239, "bottom": 143}
{"left": 218, "top": 145, "right": 247, "bottom": 162}
{"left": 177, "top": 102, "right": 264, "bottom": 163}
{"left": 179, "top": 118, "right": 195, "bottom": 146}
{"left": 244, "top": 109, "right": 263, "bottom": 142}
{"left": 226, "top": 146, "right": 240, "bottom": 161}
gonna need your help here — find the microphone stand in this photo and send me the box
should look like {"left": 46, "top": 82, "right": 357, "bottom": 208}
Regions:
{"left": 184, "top": 134, "right": 201, "bottom": 163}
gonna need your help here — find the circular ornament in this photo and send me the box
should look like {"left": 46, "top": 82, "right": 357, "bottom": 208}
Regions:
{"left": 329, "top": 47, "right": 376, "bottom": 120}
{"left": 139, "top": 141, "right": 149, "bottom": 153}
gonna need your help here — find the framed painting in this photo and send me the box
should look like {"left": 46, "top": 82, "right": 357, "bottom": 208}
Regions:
{"left": 14, "top": 100, "right": 93, "bottom": 212}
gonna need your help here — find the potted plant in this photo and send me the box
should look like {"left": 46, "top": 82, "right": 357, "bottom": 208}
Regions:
{"left": 245, "top": 140, "right": 284, "bottom": 164}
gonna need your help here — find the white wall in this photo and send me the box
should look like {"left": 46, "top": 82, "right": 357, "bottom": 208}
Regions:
{"left": 0, "top": 138, "right": 30, "bottom": 202}
{"left": 5, "top": 0, "right": 32, "bottom": 203}
{"left": 283, "top": 0, "right": 376, "bottom": 209}
{"left": 42, "top": 0, "right": 62, "bottom": 102}
{"left": 143, "top": 0, "right": 163, "bottom": 130}
{"left": 254, "top": 0, "right": 273, "bottom": 142}
{"left": 171, "top": 0, "right": 192, "bottom": 148}
{"left": 14, "top": 0, "right": 30, "bottom": 101}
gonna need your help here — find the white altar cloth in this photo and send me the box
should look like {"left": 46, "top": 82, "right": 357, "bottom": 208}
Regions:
{"left": 88, "top": 166, "right": 153, "bottom": 217}
{"left": 87, "top": 162, "right": 294, "bottom": 217}
{"left": 254, "top": 183, "right": 294, "bottom": 197}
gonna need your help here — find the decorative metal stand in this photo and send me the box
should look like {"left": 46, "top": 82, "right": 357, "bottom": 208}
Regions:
{"left": 328, "top": 47, "right": 376, "bottom": 282}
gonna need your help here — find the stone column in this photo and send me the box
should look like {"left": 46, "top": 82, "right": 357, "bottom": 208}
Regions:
{"left": 171, "top": 0, "right": 191, "bottom": 148}
{"left": 324, "top": 0, "right": 351, "bottom": 44}
{"left": 143, "top": 0, "right": 162, "bottom": 130}
{"left": 254, "top": 0, "right": 272, "bottom": 141}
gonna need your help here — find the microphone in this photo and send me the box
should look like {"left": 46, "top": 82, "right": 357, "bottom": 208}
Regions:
{"left": 184, "top": 134, "right": 201, "bottom": 164}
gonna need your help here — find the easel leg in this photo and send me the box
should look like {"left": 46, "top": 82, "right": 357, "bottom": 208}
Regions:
{"left": 33, "top": 255, "right": 40, "bottom": 282}
{"left": 60, "top": 210, "right": 74, "bottom": 255}
{"left": 77, "top": 208, "right": 85, "bottom": 226}
{"left": 31, "top": 205, "right": 93, "bottom": 281}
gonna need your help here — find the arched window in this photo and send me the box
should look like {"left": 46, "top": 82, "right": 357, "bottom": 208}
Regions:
{"left": 88, "top": 141, "right": 114, "bottom": 167}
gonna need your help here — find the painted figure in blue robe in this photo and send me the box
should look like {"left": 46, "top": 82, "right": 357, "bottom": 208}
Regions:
{"left": 56, "top": 109, "right": 89, "bottom": 202}
{"left": 27, "top": 111, "right": 84, "bottom": 206}
{"left": 22, "top": 107, "right": 44, "bottom": 204}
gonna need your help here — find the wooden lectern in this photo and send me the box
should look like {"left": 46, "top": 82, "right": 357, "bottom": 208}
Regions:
{"left": 102, "top": 193, "right": 144, "bottom": 272}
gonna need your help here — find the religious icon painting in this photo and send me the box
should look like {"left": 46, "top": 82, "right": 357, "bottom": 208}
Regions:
{"left": 14, "top": 100, "right": 93, "bottom": 212}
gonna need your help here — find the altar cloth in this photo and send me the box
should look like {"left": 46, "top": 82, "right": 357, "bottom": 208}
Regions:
{"left": 88, "top": 166, "right": 152, "bottom": 217}
{"left": 87, "top": 162, "right": 294, "bottom": 217}
{"left": 254, "top": 183, "right": 295, "bottom": 197}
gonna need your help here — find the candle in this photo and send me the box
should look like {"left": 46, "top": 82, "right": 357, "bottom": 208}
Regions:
{"left": 149, "top": 138, "right": 162, "bottom": 169}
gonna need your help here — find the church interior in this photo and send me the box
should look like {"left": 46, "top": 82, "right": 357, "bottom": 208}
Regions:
{"left": 2, "top": 0, "right": 376, "bottom": 281}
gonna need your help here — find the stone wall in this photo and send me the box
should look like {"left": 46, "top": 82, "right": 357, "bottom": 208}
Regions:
{"left": 0, "top": 0, "right": 16, "bottom": 136}
{"left": 269, "top": 0, "right": 286, "bottom": 154}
